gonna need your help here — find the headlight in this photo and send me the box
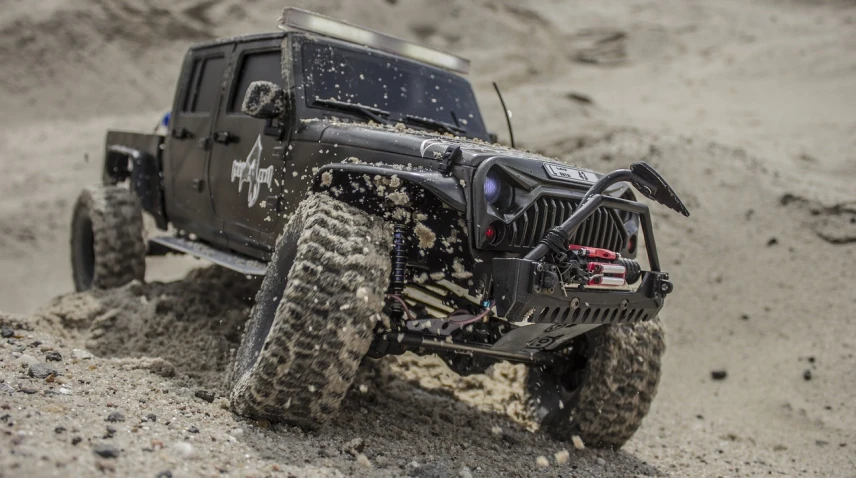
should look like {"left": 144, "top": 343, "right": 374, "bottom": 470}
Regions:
{"left": 484, "top": 170, "right": 514, "bottom": 210}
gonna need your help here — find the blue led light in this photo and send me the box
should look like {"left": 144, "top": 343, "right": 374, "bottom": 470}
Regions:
{"left": 484, "top": 171, "right": 501, "bottom": 204}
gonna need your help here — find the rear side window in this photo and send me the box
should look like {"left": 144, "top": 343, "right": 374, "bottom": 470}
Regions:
{"left": 182, "top": 55, "right": 226, "bottom": 113}
{"left": 229, "top": 50, "right": 282, "bottom": 113}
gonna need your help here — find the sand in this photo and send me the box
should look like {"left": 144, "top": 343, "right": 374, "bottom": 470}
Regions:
{"left": 1, "top": 0, "right": 855, "bottom": 476}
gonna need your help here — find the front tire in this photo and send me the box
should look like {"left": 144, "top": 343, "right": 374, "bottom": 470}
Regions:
{"left": 526, "top": 318, "right": 665, "bottom": 449}
{"left": 229, "top": 193, "right": 392, "bottom": 428}
{"left": 70, "top": 185, "right": 146, "bottom": 292}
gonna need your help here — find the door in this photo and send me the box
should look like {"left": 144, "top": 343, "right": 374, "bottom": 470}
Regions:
{"left": 166, "top": 44, "right": 232, "bottom": 240}
{"left": 208, "top": 40, "right": 286, "bottom": 255}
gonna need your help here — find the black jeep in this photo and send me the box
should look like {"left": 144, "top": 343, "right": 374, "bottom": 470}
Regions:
{"left": 70, "top": 8, "right": 688, "bottom": 448}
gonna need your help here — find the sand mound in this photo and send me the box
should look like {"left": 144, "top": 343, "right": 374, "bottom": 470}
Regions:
{"left": 32, "top": 267, "right": 260, "bottom": 389}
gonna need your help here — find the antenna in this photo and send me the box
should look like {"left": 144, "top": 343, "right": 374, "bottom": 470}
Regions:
{"left": 492, "top": 82, "right": 515, "bottom": 148}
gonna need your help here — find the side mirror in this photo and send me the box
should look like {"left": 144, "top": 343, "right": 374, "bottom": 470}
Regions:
{"left": 242, "top": 81, "right": 284, "bottom": 119}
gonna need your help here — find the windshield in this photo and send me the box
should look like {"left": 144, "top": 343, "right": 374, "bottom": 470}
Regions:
{"left": 300, "top": 41, "right": 488, "bottom": 139}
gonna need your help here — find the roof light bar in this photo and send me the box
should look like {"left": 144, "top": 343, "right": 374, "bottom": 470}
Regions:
{"left": 278, "top": 7, "right": 470, "bottom": 75}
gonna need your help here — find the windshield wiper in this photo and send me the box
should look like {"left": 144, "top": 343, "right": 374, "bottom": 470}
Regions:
{"left": 313, "top": 97, "right": 390, "bottom": 125}
{"left": 404, "top": 114, "right": 466, "bottom": 135}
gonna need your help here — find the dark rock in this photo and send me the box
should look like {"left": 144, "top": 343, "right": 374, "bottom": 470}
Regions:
{"left": 93, "top": 443, "right": 121, "bottom": 458}
{"left": 711, "top": 370, "right": 728, "bottom": 380}
{"left": 808, "top": 356, "right": 815, "bottom": 363}
{"left": 71, "top": 436, "right": 82, "bottom": 445}
{"left": 187, "top": 426, "right": 199, "bottom": 434}
{"left": 194, "top": 390, "right": 216, "bottom": 403}
{"left": 803, "top": 370, "right": 812, "bottom": 381}
{"left": 156, "top": 472, "right": 173, "bottom": 478}
{"left": 55, "top": 426, "right": 66, "bottom": 434}
{"left": 740, "top": 314, "right": 750, "bottom": 320}
{"left": 766, "top": 237, "right": 778, "bottom": 246}
{"left": 104, "top": 426, "right": 116, "bottom": 438}
{"left": 106, "top": 411, "right": 125, "bottom": 422}
{"left": 0, "top": 327, "right": 13, "bottom": 338}
{"left": 28, "top": 363, "right": 59, "bottom": 379}
{"left": 145, "top": 413, "right": 157, "bottom": 423}
{"left": 18, "top": 387, "right": 38, "bottom": 394}
{"left": 45, "top": 351, "right": 62, "bottom": 362}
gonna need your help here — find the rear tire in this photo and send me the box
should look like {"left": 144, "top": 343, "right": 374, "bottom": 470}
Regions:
{"left": 70, "top": 185, "right": 146, "bottom": 292}
{"left": 229, "top": 193, "right": 392, "bottom": 428}
{"left": 526, "top": 318, "right": 665, "bottom": 449}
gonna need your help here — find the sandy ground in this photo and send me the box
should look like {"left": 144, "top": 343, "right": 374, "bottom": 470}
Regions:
{"left": 1, "top": 0, "right": 855, "bottom": 476}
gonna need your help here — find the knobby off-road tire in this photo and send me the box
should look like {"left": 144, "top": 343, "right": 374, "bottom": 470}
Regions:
{"left": 230, "top": 193, "right": 392, "bottom": 428}
{"left": 526, "top": 318, "right": 665, "bottom": 449}
{"left": 70, "top": 185, "right": 146, "bottom": 292}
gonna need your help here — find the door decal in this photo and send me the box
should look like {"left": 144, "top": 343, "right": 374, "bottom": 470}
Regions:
{"left": 231, "top": 134, "right": 273, "bottom": 207}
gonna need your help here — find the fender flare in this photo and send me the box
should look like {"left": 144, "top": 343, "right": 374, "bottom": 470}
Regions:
{"left": 311, "top": 163, "right": 467, "bottom": 212}
{"left": 104, "top": 145, "right": 168, "bottom": 229}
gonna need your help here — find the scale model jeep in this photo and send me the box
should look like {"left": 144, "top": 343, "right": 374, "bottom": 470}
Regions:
{"left": 70, "top": 8, "right": 689, "bottom": 448}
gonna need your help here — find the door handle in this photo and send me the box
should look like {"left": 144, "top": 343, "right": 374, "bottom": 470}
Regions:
{"left": 171, "top": 127, "right": 193, "bottom": 140}
{"left": 212, "top": 131, "right": 239, "bottom": 145}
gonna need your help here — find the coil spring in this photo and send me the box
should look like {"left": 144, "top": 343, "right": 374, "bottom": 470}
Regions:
{"left": 617, "top": 258, "right": 642, "bottom": 284}
{"left": 391, "top": 224, "right": 407, "bottom": 294}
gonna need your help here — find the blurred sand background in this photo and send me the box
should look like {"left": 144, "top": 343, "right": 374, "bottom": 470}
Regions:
{"left": 0, "top": 0, "right": 854, "bottom": 476}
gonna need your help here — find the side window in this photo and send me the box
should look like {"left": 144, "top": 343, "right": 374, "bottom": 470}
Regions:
{"left": 229, "top": 50, "right": 282, "bottom": 113}
{"left": 182, "top": 55, "right": 226, "bottom": 113}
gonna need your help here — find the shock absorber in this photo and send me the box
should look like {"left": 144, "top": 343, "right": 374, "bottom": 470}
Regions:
{"left": 389, "top": 223, "right": 408, "bottom": 312}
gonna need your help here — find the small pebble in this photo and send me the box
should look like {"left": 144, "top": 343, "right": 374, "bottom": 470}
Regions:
{"left": 15, "top": 354, "right": 39, "bottom": 367}
{"left": 106, "top": 412, "right": 125, "bottom": 423}
{"left": 596, "top": 457, "right": 606, "bottom": 466}
{"left": 28, "top": 363, "right": 59, "bottom": 379}
{"left": 555, "top": 450, "right": 570, "bottom": 465}
{"left": 194, "top": 390, "right": 216, "bottom": 403}
{"left": 571, "top": 435, "right": 585, "bottom": 450}
{"left": 711, "top": 370, "right": 728, "bottom": 380}
{"left": 536, "top": 455, "right": 549, "bottom": 468}
{"left": 156, "top": 472, "right": 173, "bottom": 478}
{"left": 93, "top": 443, "right": 120, "bottom": 459}
{"left": 803, "top": 369, "right": 812, "bottom": 381}
{"left": 342, "top": 437, "right": 365, "bottom": 457}
{"left": 45, "top": 351, "right": 62, "bottom": 362}
{"left": 0, "top": 327, "right": 13, "bottom": 338}
{"left": 187, "top": 426, "right": 199, "bottom": 434}
{"left": 71, "top": 436, "right": 82, "bottom": 445}
{"left": 356, "top": 453, "right": 372, "bottom": 469}
{"left": 173, "top": 441, "right": 197, "bottom": 460}
{"left": 71, "top": 349, "right": 94, "bottom": 360}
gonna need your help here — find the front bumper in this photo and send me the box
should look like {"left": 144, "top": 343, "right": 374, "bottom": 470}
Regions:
{"left": 491, "top": 190, "right": 676, "bottom": 325}
{"left": 493, "top": 258, "right": 671, "bottom": 324}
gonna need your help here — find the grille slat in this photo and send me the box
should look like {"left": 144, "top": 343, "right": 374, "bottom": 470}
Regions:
{"left": 505, "top": 195, "right": 625, "bottom": 251}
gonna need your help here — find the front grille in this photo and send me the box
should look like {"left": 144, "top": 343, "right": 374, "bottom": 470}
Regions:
{"left": 506, "top": 196, "right": 625, "bottom": 251}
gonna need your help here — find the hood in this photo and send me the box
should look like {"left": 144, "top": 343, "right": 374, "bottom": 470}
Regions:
{"left": 295, "top": 120, "right": 590, "bottom": 170}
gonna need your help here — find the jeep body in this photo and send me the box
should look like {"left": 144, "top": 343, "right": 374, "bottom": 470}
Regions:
{"left": 100, "top": 9, "right": 685, "bottom": 373}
